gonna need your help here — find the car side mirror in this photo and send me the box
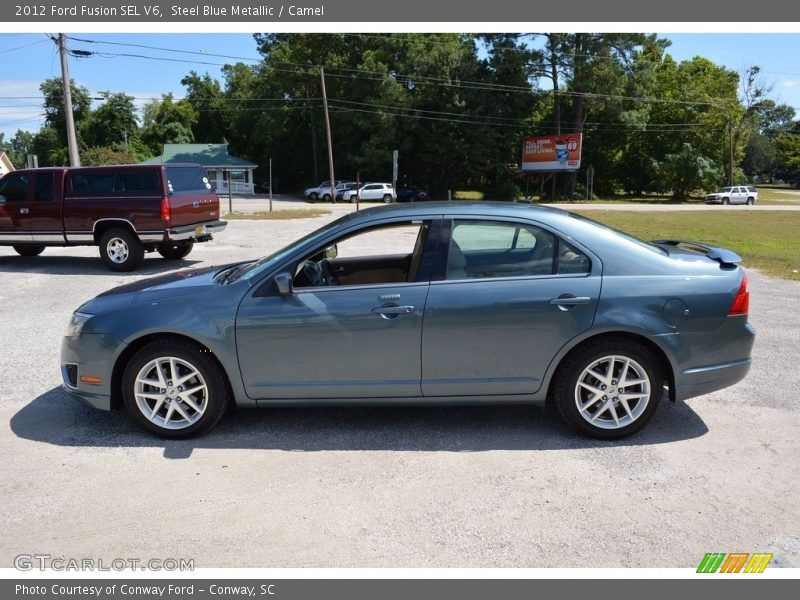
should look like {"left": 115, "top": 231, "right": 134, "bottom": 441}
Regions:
{"left": 274, "top": 272, "right": 293, "bottom": 296}
{"left": 325, "top": 244, "right": 338, "bottom": 259}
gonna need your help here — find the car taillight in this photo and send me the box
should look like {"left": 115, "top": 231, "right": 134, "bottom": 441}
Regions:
{"left": 160, "top": 196, "right": 171, "bottom": 223}
{"left": 728, "top": 274, "right": 749, "bottom": 316}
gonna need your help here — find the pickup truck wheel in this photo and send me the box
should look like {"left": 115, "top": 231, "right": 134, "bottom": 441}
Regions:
{"left": 13, "top": 244, "right": 45, "bottom": 257}
{"left": 157, "top": 242, "right": 194, "bottom": 260}
{"left": 99, "top": 228, "right": 144, "bottom": 272}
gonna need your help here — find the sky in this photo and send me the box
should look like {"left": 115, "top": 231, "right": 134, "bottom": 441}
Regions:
{"left": 2, "top": 32, "right": 800, "bottom": 143}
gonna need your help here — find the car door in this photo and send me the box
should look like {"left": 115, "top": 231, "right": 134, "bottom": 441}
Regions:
{"left": 235, "top": 219, "right": 437, "bottom": 399}
{"left": 421, "top": 217, "right": 601, "bottom": 397}
{"left": 733, "top": 187, "right": 745, "bottom": 204}
{"left": 26, "top": 170, "right": 64, "bottom": 243}
{"left": 0, "top": 170, "right": 33, "bottom": 243}
{"left": 361, "top": 184, "right": 381, "bottom": 201}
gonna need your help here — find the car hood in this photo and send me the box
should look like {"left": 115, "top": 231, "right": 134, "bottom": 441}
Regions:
{"left": 78, "top": 264, "right": 235, "bottom": 315}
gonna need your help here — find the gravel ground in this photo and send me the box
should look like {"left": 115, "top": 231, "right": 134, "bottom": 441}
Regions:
{"left": 0, "top": 214, "right": 798, "bottom": 568}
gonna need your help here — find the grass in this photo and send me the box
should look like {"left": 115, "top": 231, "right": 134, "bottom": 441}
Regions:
{"left": 573, "top": 210, "right": 800, "bottom": 281}
{"left": 223, "top": 209, "right": 331, "bottom": 220}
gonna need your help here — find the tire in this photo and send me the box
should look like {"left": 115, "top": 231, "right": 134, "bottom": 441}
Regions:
{"left": 746, "top": 197, "right": 754, "bottom": 205}
{"left": 722, "top": 197, "right": 730, "bottom": 205}
{"left": 157, "top": 241, "right": 194, "bottom": 260}
{"left": 99, "top": 227, "right": 144, "bottom": 272}
{"left": 322, "top": 193, "right": 331, "bottom": 201}
{"left": 383, "top": 194, "right": 393, "bottom": 203}
{"left": 121, "top": 338, "right": 231, "bottom": 438}
{"left": 309, "top": 193, "right": 318, "bottom": 201}
{"left": 554, "top": 339, "right": 662, "bottom": 440}
{"left": 13, "top": 244, "right": 45, "bottom": 257}
{"left": 349, "top": 195, "right": 358, "bottom": 204}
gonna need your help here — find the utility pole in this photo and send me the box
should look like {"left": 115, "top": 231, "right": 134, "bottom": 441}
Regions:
{"left": 728, "top": 117, "right": 734, "bottom": 186}
{"left": 269, "top": 158, "right": 273, "bottom": 213}
{"left": 320, "top": 67, "right": 336, "bottom": 203}
{"left": 58, "top": 33, "right": 80, "bottom": 167}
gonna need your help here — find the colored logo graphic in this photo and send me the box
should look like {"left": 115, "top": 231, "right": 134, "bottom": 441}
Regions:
{"left": 697, "top": 552, "right": 773, "bottom": 573}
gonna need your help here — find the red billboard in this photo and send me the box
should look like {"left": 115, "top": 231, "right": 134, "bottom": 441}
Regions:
{"left": 522, "top": 133, "right": 583, "bottom": 171}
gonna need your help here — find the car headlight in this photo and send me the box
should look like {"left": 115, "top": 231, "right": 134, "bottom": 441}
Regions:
{"left": 66, "top": 312, "right": 93, "bottom": 337}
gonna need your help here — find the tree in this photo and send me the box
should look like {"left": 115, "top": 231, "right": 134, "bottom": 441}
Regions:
{"left": 81, "top": 146, "right": 138, "bottom": 166}
{"left": 658, "top": 143, "right": 723, "bottom": 200}
{"left": 139, "top": 94, "right": 197, "bottom": 155}
{"left": 181, "top": 71, "right": 227, "bottom": 143}
{"left": 83, "top": 91, "right": 138, "bottom": 149}
{"left": 40, "top": 77, "right": 92, "bottom": 159}
{"left": 774, "top": 131, "right": 800, "bottom": 187}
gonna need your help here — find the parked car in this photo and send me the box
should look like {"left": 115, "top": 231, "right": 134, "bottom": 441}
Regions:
{"left": 396, "top": 187, "right": 431, "bottom": 202}
{"left": 0, "top": 164, "right": 226, "bottom": 271}
{"left": 705, "top": 186, "right": 758, "bottom": 205}
{"left": 61, "top": 202, "right": 754, "bottom": 440}
{"left": 343, "top": 182, "right": 397, "bottom": 203}
{"left": 303, "top": 180, "right": 353, "bottom": 201}
{"left": 335, "top": 182, "right": 359, "bottom": 201}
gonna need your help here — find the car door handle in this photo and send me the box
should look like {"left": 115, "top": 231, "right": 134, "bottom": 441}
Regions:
{"left": 19, "top": 208, "right": 29, "bottom": 214}
{"left": 371, "top": 305, "right": 415, "bottom": 315}
{"left": 549, "top": 296, "right": 592, "bottom": 306}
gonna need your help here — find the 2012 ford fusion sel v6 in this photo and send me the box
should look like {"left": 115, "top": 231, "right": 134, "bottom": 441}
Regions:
{"left": 61, "top": 202, "right": 754, "bottom": 439}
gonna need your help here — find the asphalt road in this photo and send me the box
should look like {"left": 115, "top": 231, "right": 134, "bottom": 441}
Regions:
{"left": 1, "top": 216, "right": 798, "bottom": 568}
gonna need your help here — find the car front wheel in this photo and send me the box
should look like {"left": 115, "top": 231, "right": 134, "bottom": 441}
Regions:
{"left": 122, "top": 339, "right": 231, "bottom": 438}
{"left": 554, "top": 340, "right": 662, "bottom": 439}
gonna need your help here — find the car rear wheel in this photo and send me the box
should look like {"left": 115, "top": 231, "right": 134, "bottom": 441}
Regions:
{"left": 554, "top": 340, "right": 662, "bottom": 439}
{"left": 157, "top": 242, "right": 194, "bottom": 260}
{"left": 383, "top": 194, "right": 393, "bottom": 203}
{"left": 99, "top": 228, "right": 144, "bottom": 272}
{"left": 122, "top": 339, "right": 231, "bottom": 438}
{"left": 13, "top": 244, "right": 45, "bottom": 257}
{"left": 746, "top": 197, "right": 754, "bottom": 205}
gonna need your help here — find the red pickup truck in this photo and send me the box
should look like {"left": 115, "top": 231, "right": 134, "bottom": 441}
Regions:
{"left": 0, "top": 163, "right": 226, "bottom": 271}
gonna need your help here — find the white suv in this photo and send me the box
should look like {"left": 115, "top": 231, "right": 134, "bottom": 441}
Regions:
{"left": 705, "top": 186, "right": 758, "bottom": 205}
{"left": 344, "top": 183, "right": 396, "bottom": 203}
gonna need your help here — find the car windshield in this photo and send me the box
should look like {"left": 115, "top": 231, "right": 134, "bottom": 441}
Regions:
{"left": 719, "top": 187, "right": 733, "bottom": 193}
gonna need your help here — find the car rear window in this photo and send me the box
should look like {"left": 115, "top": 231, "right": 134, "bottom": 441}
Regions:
{"left": 167, "top": 166, "right": 211, "bottom": 193}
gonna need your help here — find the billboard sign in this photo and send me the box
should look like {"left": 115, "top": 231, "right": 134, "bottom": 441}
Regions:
{"left": 522, "top": 133, "right": 583, "bottom": 171}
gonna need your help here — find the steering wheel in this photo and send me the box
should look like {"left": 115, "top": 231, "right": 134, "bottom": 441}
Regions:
{"left": 300, "top": 260, "right": 326, "bottom": 286}
{"left": 319, "top": 258, "right": 338, "bottom": 286}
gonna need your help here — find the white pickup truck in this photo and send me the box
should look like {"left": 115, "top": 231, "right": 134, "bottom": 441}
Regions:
{"left": 705, "top": 186, "right": 758, "bottom": 205}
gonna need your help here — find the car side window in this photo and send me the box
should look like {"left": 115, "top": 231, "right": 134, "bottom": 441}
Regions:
{"left": 34, "top": 172, "right": 55, "bottom": 202}
{"left": 447, "top": 220, "right": 555, "bottom": 280}
{"left": 293, "top": 222, "right": 430, "bottom": 289}
{"left": 557, "top": 240, "right": 591, "bottom": 274}
{"left": 0, "top": 172, "right": 29, "bottom": 203}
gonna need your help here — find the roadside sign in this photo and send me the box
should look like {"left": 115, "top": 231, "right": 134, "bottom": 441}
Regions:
{"left": 522, "top": 133, "right": 583, "bottom": 171}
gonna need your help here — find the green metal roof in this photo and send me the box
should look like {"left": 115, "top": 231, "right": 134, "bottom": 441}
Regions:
{"left": 142, "top": 144, "right": 257, "bottom": 168}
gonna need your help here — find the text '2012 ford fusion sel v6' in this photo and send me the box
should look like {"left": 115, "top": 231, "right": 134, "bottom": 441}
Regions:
{"left": 61, "top": 202, "right": 754, "bottom": 439}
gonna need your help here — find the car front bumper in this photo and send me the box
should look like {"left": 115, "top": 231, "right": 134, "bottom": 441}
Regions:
{"left": 61, "top": 333, "right": 126, "bottom": 411}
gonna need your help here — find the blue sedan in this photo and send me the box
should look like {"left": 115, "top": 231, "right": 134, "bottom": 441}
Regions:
{"left": 61, "top": 202, "right": 754, "bottom": 439}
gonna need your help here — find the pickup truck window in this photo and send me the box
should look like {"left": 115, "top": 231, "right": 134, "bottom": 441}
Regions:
{"left": 34, "top": 172, "right": 54, "bottom": 202}
{"left": 167, "top": 166, "right": 209, "bottom": 193}
{"left": 115, "top": 171, "right": 160, "bottom": 192}
{"left": 0, "top": 172, "right": 29, "bottom": 202}
{"left": 70, "top": 172, "right": 115, "bottom": 194}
